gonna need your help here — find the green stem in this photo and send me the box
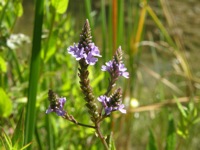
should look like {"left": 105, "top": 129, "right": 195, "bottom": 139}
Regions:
{"left": 75, "top": 122, "right": 96, "bottom": 129}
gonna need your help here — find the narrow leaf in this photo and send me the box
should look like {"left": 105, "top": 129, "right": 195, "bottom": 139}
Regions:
{"left": 0, "top": 56, "right": 7, "bottom": 73}
{"left": 146, "top": 129, "right": 157, "bottom": 150}
{"left": 43, "top": 30, "right": 58, "bottom": 63}
{"left": 12, "top": 109, "right": 25, "bottom": 149}
{"left": 24, "top": 0, "right": 44, "bottom": 148}
{"left": 165, "top": 115, "right": 176, "bottom": 150}
{"left": 108, "top": 132, "right": 116, "bottom": 150}
{"left": 0, "top": 88, "right": 12, "bottom": 117}
{"left": 0, "top": 127, "right": 12, "bottom": 150}
{"left": 175, "top": 97, "right": 187, "bottom": 118}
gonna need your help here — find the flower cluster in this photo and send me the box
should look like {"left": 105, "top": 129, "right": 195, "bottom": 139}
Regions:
{"left": 98, "top": 89, "right": 126, "bottom": 115}
{"left": 68, "top": 19, "right": 101, "bottom": 65}
{"left": 68, "top": 42, "right": 101, "bottom": 65}
{"left": 47, "top": 19, "right": 129, "bottom": 121}
{"left": 101, "top": 46, "right": 129, "bottom": 79}
{"left": 46, "top": 90, "right": 66, "bottom": 116}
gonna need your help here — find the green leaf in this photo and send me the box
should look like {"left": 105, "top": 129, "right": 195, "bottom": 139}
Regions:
{"left": 20, "top": 142, "right": 32, "bottom": 150}
{"left": 41, "top": 30, "right": 58, "bottom": 63}
{"left": 12, "top": 109, "right": 25, "bottom": 149}
{"left": 15, "top": 1, "right": 23, "bottom": 17}
{"left": 0, "top": 88, "right": 12, "bottom": 117}
{"left": 0, "top": 127, "right": 12, "bottom": 150}
{"left": 165, "top": 115, "right": 176, "bottom": 150}
{"left": 146, "top": 129, "right": 157, "bottom": 150}
{"left": 0, "top": 56, "right": 7, "bottom": 73}
{"left": 51, "top": 0, "right": 69, "bottom": 14}
{"left": 175, "top": 97, "right": 187, "bottom": 118}
{"left": 91, "top": 72, "right": 104, "bottom": 87}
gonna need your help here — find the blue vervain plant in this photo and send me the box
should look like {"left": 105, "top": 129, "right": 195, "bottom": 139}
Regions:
{"left": 46, "top": 19, "right": 129, "bottom": 149}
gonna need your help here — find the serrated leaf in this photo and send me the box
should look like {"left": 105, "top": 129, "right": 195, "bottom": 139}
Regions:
{"left": 146, "top": 129, "right": 157, "bottom": 150}
{"left": 51, "top": 0, "right": 69, "bottom": 14}
{"left": 0, "top": 127, "right": 12, "bottom": 150}
{"left": 165, "top": 115, "right": 176, "bottom": 150}
{"left": 0, "top": 88, "right": 12, "bottom": 117}
{"left": 12, "top": 109, "right": 25, "bottom": 149}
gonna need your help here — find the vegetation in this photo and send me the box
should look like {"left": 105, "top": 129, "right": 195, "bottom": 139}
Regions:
{"left": 0, "top": 0, "right": 200, "bottom": 149}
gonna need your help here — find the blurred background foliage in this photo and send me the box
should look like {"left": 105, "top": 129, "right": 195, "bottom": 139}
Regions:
{"left": 0, "top": 0, "right": 200, "bottom": 149}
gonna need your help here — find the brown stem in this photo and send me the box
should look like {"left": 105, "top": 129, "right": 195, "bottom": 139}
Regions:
{"left": 95, "top": 122, "right": 109, "bottom": 150}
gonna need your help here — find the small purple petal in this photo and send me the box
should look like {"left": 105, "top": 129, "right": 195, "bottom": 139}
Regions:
{"left": 97, "top": 96, "right": 105, "bottom": 102}
{"left": 89, "top": 43, "right": 101, "bottom": 57}
{"left": 46, "top": 97, "right": 67, "bottom": 117}
{"left": 46, "top": 107, "right": 53, "bottom": 114}
{"left": 105, "top": 107, "right": 112, "bottom": 115}
{"left": 59, "top": 97, "right": 66, "bottom": 108}
{"left": 118, "top": 104, "right": 126, "bottom": 114}
{"left": 84, "top": 52, "right": 98, "bottom": 65}
{"left": 101, "top": 61, "right": 113, "bottom": 72}
{"left": 68, "top": 44, "right": 84, "bottom": 60}
{"left": 55, "top": 109, "right": 66, "bottom": 116}
{"left": 119, "top": 64, "right": 129, "bottom": 78}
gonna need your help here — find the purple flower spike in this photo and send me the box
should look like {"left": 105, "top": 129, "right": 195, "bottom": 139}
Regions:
{"left": 68, "top": 42, "right": 101, "bottom": 65}
{"left": 98, "top": 95, "right": 126, "bottom": 115}
{"left": 101, "top": 46, "right": 129, "bottom": 79}
{"left": 101, "top": 60, "right": 129, "bottom": 79}
{"left": 46, "top": 97, "right": 66, "bottom": 116}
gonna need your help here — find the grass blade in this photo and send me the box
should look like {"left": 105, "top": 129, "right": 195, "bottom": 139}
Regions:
{"left": 165, "top": 114, "right": 176, "bottom": 150}
{"left": 0, "top": 127, "right": 12, "bottom": 150}
{"left": 12, "top": 109, "right": 25, "bottom": 149}
{"left": 24, "top": 0, "right": 44, "bottom": 148}
{"left": 146, "top": 129, "right": 157, "bottom": 150}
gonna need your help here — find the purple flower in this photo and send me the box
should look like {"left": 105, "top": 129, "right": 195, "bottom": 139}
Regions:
{"left": 101, "top": 60, "right": 129, "bottom": 78}
{"left": 68, "top": 42, "right": 101, "bottom": 65}
{"left": 98, "top": 95, "right": 126, "bottom": 115}
{"left": 46, "top": 97, "right": 66, "bottom": 116}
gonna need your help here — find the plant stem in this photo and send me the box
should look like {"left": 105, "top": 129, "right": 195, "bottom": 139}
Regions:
{"left": 76, "top": 122, "right": 96, "bottom": 129}
{"left": 95, "top": 122, "right": 109, "bottom": 150}
{"left": 62, "top": 113, "right": 96, "bottom": 129}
